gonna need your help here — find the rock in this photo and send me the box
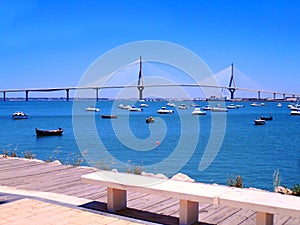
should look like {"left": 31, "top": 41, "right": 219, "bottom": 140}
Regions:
{"left": 111, "top": 169, "right": 118, "bottom": 173}
{"left": 275, "top": 186, "right": 293, "bottom": 195}
{"left": 141, "top": 172, "right": 167, "bottom": 179}
{"left": 171, "top": 173, "right": 195, "bottom": 183}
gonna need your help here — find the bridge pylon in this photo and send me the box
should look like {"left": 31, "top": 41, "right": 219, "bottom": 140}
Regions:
{"left": 137, "top": 56, "right": 144, "bottom": 100}
{"left": 228, "top": 63, "right": 236, "bottom": 99}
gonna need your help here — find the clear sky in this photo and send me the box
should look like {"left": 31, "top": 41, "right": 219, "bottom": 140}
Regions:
{"left": 1, "top": 0, "right": 300, "bottom": 97}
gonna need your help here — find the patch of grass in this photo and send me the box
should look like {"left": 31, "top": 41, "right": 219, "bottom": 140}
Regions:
{"left": 24, "top": 151, "right": 35, "bottom": 159}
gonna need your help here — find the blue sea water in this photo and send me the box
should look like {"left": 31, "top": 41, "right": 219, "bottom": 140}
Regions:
{"left": 0, "top": 100, "right": 299, "bottom": 191}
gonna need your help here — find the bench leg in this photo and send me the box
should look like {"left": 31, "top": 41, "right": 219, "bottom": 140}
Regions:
{"left": 107, "top": 187, "right": 127, "bottom": 212}
{"left": 256, "top": 212, "right": 274, "bottom": 225}
{"left": 179, "top": 199, "right": 199, "bottom": 225}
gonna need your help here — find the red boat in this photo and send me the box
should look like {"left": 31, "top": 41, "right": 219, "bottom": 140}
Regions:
{"left": 36, "top": 128, "right": 63, "bottom": 136}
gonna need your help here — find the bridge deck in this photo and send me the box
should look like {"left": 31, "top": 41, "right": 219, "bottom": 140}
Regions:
{"left": 0, "top": 157, "right": 299, "bottom": 225}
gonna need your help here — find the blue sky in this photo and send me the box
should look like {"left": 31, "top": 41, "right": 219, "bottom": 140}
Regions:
{"left": 1, "top": 0, "right": 300, "bottom": 97}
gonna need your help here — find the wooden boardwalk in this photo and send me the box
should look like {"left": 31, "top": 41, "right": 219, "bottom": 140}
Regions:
{"left": 0, "top": 157, "right": 299, "bottom": 225}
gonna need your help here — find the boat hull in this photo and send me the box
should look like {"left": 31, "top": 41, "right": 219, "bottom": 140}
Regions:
{"left": 101, "top": 115, "right": 117, "bottom": 119}
{"left": 36, "top": 128, "right": 63, "bottom": 136}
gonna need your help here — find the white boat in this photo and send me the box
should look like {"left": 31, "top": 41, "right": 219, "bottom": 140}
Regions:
{"left": 290, "top": 110, "right": 300, "bottom": 116}
{"left": 85, "top": 107, "right": 100, "bottom": 112}
{"left": 118, "top": 104, "right": 131, "bottom": 110}
{"left": 289, "top": 105, "right": 300, "bottom": 111}
{"left": 128, "top": 106, "right": 143, "bottom": 112}
{"left": 261, "top": 103, "right": 266, "bottom": 106}
{"left": 192, "top": 108, "right": 206, "bottom": 115}
{"left": 166, "top": 103, "right": 176, "bottom": 107}
{"left": 178, "top": 104, "right": 188, "bottom": 109}
{"left": 254, "top": 119, "right": 266, "bottom": 125}
{"left": 250, "top": 102, "right": 261, "bottom": 107}
{"left": 157, "top": 107, "right": 174, "bottom": 114}
{"left": 277, "top": 103, "right": 282, "bottom": 107}
{"left": 139, "top": 103, "right": 149, "bottom": 107}
{"left": 227, "top": 104, "right": 238, "bottom": 109}
{"left": 12, "top": 111, "right": 28, "bottom": 119}
{"left": 212, "top": 107, "right": 228, "bottom": 112}
{"left": 236, "top": 104, "right": 245, "bottom": 108}
{"left": 190, "top": 103, "right": 199, "bottom": 107}
{"left": 202, "top": 105, "right": 212, "bottom": 111}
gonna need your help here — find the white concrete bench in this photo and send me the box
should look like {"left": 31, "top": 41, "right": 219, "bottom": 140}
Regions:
{"left": 218, "top": 187, "right": 300, "bottom": 225}
{"left": 81, "top": 170, "right": 300, "bottom": 225}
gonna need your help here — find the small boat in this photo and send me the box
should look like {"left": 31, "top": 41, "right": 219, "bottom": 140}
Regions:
{"left": 101, "top": 115, "right": 117, "bottom": 119}
{"left": 202, "top": 105, "right": 212, "bottom": 111}
{"left": 227, "top": 104, "right": 238, "bottom": 109}
{"left": 260, "top": 113, "right": 273, "bottom": 121}
{"left": 146, "top": 116, "right": 155, "bottom": 123}
{"left": 290, "top": 111, "right": 300, "bottom": 116}
{"left": 166, "top": 103, "right": 176, "bottom": 107}
{"left": 190, "top": 103, "right": 199, "bottom": 107}
{"left": 85, "top": 107, "right": 100, "bottom": 112}
{"left": 140, "top": 103, "right": 149, "bottom": 107}
{"left": 36, "top": 128, "right": 63, "bottom": 136}
{"left": 178, "top": 104, "right": 188, "bottom": 109}
{"left": 211, "top": 105, "right": 228, "bottom": 112}
{"left": 251, "top": 102, "right": 261, "bottom": 107}
{"left": 157, "top": 107, "right": 174, "bottom": 114}
{"left": 128, "top": 106, "right": 143, "bottom": 112}
{"left": 236, "top": 104, "right": 245, "bottom": 108}
{"left": 192, "top": 108, "right": 206, "bottom": 115}
{"left": 118, "top": 104, "right": 131, "bottom": 110}
{"left": 277, "top": 103, "right": 282, "bottom": 107}
{"left": 254, "top": 119, "right": 266, "bottom": 125}
{"left": 12, "top": 111, "right": 28, "bottom": 119}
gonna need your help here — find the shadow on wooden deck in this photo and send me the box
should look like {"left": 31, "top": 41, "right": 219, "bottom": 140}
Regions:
{"left": 80, "top": 201, "right": 214, "bottom": 225}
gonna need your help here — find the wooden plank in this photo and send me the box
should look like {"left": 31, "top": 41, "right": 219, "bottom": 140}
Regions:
{"left": 0, "top": 158, "right": 299, "bottom": 225}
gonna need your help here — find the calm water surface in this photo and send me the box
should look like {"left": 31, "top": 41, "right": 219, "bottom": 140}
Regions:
{"left": 0, "top": 100, "right": 299, "bottom": 191}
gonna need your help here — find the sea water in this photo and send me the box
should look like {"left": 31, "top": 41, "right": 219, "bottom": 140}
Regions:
{"left": 0, "top": 100, "right": 299, "bottom": 191}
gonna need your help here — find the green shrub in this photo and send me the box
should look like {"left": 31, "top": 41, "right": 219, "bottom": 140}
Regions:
{"left": 291, "top": 184, "right": 300, "bottom": 196}
{"left": 228, "top": 175, "right": 243, "bottom": 188}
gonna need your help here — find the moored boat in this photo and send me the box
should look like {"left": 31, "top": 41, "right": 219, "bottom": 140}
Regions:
{"left": 227, "top": 104, "right": 238, "bottom": 109}
{"left": 211, "top": 106, "right": 228, "bottom": 112}
{"left": 157, "top": 107, "right": 174, "bottom": 114}
{"left": 254, "top": 119, "right": 266, "bottom": 125}
{"left": 192, "top": 108, "right": 206, "bottom": 115}
{"left": 85, "top": 107, "right": 100, "bottom": 112}
{"left": 146, "top": 116, "right": 155, "bottom": 123}
{"left": 260, "top": 113, "right": 273, "bottom": 121}
{"left": 128, "top": 106, "right": 143, "bottom": 112}
{"left": 101, "top": 115, "right": 117, "bottom": 119}
{"left": 178, "top": 104, "right": 188, "bottom": 109}
{"left": 166, "top": 103, "right": 176, "bottom": 107}
{"left": 118, "top": 104, "right": 131, "bottom": 109}
{"left": 12, "top": 111, "right": 28, "bottom": 119}
{"left": 139, "top": 103, "right": 149, "bottom": 107}
{"left": 202, "top": 105, "right": 212, "bottom": 111}
{"left": 36, "top": 128, "right": 63, "bottom": 136}
{"left": 290, "top": 111, "right": 300, "bottom": 116}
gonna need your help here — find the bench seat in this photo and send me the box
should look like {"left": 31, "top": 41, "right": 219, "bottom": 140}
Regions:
{"left": 81, "top": 170, "right": 300, "bottom": 225}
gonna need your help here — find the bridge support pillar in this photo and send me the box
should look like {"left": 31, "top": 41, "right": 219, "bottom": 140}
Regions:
{"left": 273, "top": 93, "right": 276, "bottom": 100}
{"left": 283, "top": 93, "right": 286, "bottom": 100}
{"left": 258, "top": 91, "right": 261, "bottom": 100}
{"left": 96, "top": 88, "right": 99, "bottom": 101}
{"left": 137, "top": 86, "right": 144, "bottom": 100}
{"left": 25, "top": 90, "right": 29, "bottom": 101}
{"left": 3, "top": 91, "right": 6, "bottom": 101}
{"left": 66, "top": 89, "right": 70, "bottom": 101}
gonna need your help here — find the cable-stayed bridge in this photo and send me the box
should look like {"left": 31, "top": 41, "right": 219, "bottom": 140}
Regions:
{"left": 0, "top": 58, "right": 299, "bottom": 101}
